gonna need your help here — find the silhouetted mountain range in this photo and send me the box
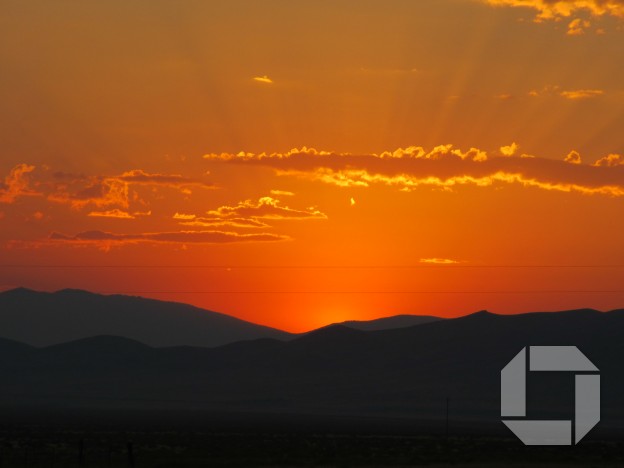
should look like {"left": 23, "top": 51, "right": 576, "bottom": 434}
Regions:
{"left": 1, "top": 298, "right": 624, "bottom": 434}
{"left": 0, "top": 288, "right": 442, "bottom": 347}
{"left": 0, "top": 287, "right": 292, "bottom": 347}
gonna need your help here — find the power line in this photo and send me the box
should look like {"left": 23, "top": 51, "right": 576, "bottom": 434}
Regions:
{"left": 2, "top": 265, "right": 624, "bottom": 269}
{"left": 61, "top": 290, "right": 624, "bottom": 295}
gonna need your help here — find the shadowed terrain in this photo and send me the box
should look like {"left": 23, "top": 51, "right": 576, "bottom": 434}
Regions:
{"left": 1, "top": 302, "right": 624, "bottom": 436}
{"left": 2, "top": 292, "right": 624, "bottom": 466}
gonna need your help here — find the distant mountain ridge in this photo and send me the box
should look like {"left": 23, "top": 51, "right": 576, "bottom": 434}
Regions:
{"left": 0, "top": 288, "right": 445, "bottom": 347}
{"left": 337, "top": 314, "right": 442, "bottom": 331}
{"left": 0, "top": 287, "right": 293, "bottom": 348}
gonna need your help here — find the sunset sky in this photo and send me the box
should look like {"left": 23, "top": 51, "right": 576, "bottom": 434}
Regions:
{"left": 2, "top": 0, "right": 624, "bottom": 332}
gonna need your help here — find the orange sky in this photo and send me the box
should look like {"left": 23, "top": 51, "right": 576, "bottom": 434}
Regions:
{"left": 1, "top": 0, "right": 624, "bottom": 332}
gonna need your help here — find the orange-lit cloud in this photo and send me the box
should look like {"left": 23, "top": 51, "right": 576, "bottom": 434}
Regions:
{"left": 204, "top": 146, "right": 332, "bottom": 161}
{"left": 206, "top": 145, "right": 486, "bottom": 162}
{"left": 179, "top": 217, "right": 270, "bottom": 229}
{"left": 527, "top": 86, "right": 605, "bottom": 99}
{"left": 205, "top": 147, "right": 624, "bottom": 196}
{"left": 170, "top": 197, "right": 326, "bottom": 231}
{"left": 500, "top": 142, "right": 520, "bottom": 156}
{"left": 0, "top": 164, "right": 39, "bottom": 203}
{"left": 483, "top": 0, "right": 624, "bottom": 20}
{"left": 45, "top": 229, "right": 288, "bottom": 247}
{"left": 560, "top": 89, "right": 604, "bottom": 99}
{"left": 594, "top": 153, "right": 624, "bottom": 167}
{"left": 420, "top": 258, "right": 461, "bottom": 264}
{"left": 565, "top": 150, "right": 582, "bottom": 164}
{"left": 270, "top": 189, "right": 295, "bottom": 197}
{"left": 208, "top": 196, "right": 327, "bottom": 220}
{"left": 253, "top": 75, "right": 273, "bottom": 84}
{"left": 173, "top": 213, "right": 197, "bottom": 220}
{"left": 88, "top": 209, "right": 151, "bottom": 219}
{"left": 567, "top": 18, "right": 591, "bottom": 34}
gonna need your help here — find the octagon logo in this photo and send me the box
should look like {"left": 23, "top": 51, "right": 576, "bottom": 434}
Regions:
{"left": 501, "top": 346, "right": 600, "bottom": 445}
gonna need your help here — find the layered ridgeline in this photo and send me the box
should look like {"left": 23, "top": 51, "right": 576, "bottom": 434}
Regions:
{"left": 0, "top": 288, "right": 441, "bottom": 347}
{"left": 1, "top": 299, "right": 623, "bottom": 433}
{"left": 336, "top": 315, "right": 442, "bottom": 331}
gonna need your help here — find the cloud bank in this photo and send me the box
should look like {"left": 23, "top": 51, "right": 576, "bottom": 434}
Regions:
{"left": 205, "top": 146, "right": 624, "bottom": 196}
{"left": 45, "top": 229, "right": 289, "bottom": 248}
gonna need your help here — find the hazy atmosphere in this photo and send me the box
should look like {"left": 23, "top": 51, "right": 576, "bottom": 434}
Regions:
{"left": 2, "top": 2, "right": 624, "bottom": 466}
{"left": 2, "top": 0, "right": 623, "bottom": 331}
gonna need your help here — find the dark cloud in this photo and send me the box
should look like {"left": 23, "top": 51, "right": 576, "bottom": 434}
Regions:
{"left": 49, "top": 179, "right": 129, "bottom": 209}
{"left": 205, "top": 147, "right": 624, "bottom": 196}
{"left": 46, "top": 169, "right": 213, "bottom": 209}
{"left": 47, "top": 229, "right": 289, "bottom": 246}
{"left": 115, "top": 170, "right": 215, "bottom": 189}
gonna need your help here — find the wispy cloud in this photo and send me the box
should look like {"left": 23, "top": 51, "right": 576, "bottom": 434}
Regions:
{"left": 171, "top": 196, "right": 327, "bottom": 232}
{"left": 270, "top": 189, "right": 295, "bottom": 197}
{"left": 88, "top": 209, "right": 135, "bottom": 219}
{"left": 420, "top": 258, "right": 461, "bottom": 265}
{"left": 527, "top": 85, "right": 605, "bottom": 99}
{"left": 0, "top": 164, "right": 39, "bottom": 204}
{"left": 173, "top": 213, "right": 197, "bottom": 220}
{"left": 253, "top": 75, "right": 273, "bottom": 84}
{"left": 483, "top": 0, "right": 624, "bottom": 20}
{"left": 87, "top": 209, "right": 152, "bottom": 219}
{"left": 500, "top": 142, "right": 519, "bottom": 157}
{"left": 178, "top": 217, "right": 270, "bottom": 229}
{"left": 208, "top": 196, "right": 327, "bottom": 220}
{"left": 37, "top": 229, "right": 289, "bottom": 249}
{"left": 560, "top": 89, "right": 604, "bottom": 100}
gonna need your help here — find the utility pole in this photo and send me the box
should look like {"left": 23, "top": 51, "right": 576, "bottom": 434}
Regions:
{"left": 445, "top": 397, "right": 450, "bottom": 440}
